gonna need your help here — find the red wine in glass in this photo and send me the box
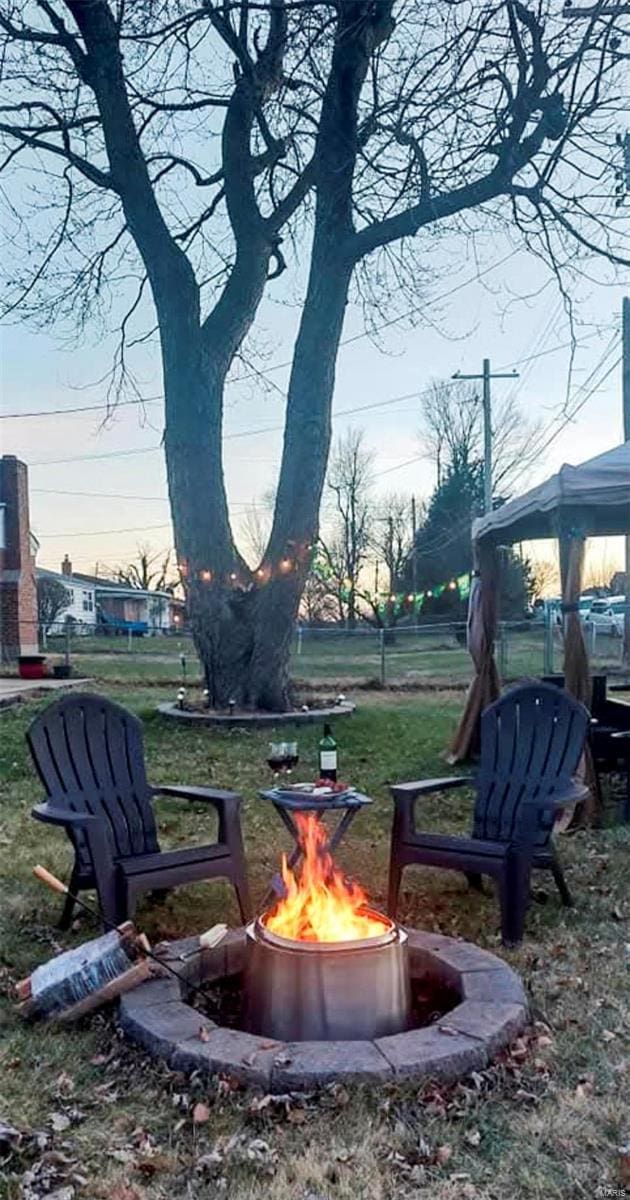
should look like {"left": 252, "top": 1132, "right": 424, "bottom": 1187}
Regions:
{"left": 267, "top": 742, "right": 286, "bottom": 780}
{"left": 285, "top": 741, "right": 299, "bottom": 775}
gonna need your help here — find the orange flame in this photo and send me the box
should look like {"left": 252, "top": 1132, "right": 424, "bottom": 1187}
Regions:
{"left": 264, "top": 813, "right": 387, "bottom": 942}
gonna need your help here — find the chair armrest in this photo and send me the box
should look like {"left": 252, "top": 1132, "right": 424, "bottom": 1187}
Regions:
{"left": 32, "top": 802, "right": 101, "bottom": 829}
{"left": 31, "top": 802, "right": 116, "bottom": 924}
{"left": 391, "top": 776, "right": 473, "bottom": 801}
{"left": 153, "top": 785, "right": 243, "bottom": 846}
{"left": 550, "top": 780, "right": 591, "bottom": 808}
{"left": 390, "top": 776, "right": 474, "bottom": 841}
{"left": 518, "top": 780, "right": 590, "bottom": 840}
{"left": 153, "top": 785, "right": 242, "bottom": 806}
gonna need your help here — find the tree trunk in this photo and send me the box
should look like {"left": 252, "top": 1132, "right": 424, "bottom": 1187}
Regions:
{"left": 161, "top": 4, "right": 376, "bottom": 711}
{"left": 161, "top": 327, "right": 310, "bottom": 710}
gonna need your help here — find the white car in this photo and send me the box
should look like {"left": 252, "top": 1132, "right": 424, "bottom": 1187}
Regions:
{"left": 584, "top": 597, "right": 626, "bottom": 637}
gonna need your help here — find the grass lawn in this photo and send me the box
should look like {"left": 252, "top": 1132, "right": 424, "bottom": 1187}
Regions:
{"left": 0, "top": 683, "right": 628, "bottom": 1199}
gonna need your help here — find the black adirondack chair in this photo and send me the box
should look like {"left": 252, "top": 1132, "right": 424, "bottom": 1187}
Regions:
{"left": 387, "top": 683, "right": 590, "bottom": 945}
{"left": 27, "top": 693, "right": 252, "bottom": 929}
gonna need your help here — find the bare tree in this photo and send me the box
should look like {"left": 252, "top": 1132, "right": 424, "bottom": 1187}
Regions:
{"left": 37, "top": 576, "right": 71, "bottom": 633}
{"left": 323, "top": 429, "right": 374, "bottom": 628}
{"left": 241, "top": 490, "right": 275, "bottom": 567}
{"left": 530, "top": 557, "right": 559, "bottom": 600}
{"left": 1, "top": 2, "right": 627, "bottom": 708}
{"left": 354, "top": 492, "right": 416, "bottom": 628}
{"left": 371, "top": 492, "right": 415, "bottom": 590}
{"left": 299, "top": 565, "right": 341, "bottom": 626}
{"left": 582, "top": 541, "right": 619, "bottom": 591}
{"left": 419, "top": 379, "right": 542, "bottom": 495}
{"left": 115, "top": 544, "right": 175, "bottom": 593}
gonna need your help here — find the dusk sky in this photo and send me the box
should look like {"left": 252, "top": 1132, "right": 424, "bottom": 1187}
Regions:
{"left": 2, "top": 227, "right": 626, "bottom": 585}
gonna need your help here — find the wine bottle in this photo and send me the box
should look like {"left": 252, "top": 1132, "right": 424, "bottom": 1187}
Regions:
{"left": 318, "top": 723, "right": 337, "bottom": 782}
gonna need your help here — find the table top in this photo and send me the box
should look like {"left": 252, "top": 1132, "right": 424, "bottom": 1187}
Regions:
{"left": 259, "top": 786, "right": 372, "bottom": 812}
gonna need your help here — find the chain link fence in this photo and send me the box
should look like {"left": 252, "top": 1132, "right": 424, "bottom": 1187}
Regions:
{"left": 5, "top": 616, "right": 629, "bottom": 690}
{"left": 293, "top": 619, "right": 628, "bottom": 687}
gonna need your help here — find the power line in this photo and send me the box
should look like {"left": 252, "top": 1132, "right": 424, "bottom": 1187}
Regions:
{"left": 33, "top": 487, "right": 170, "bottom": 502}
{"left": 35, "top": 356, "right": 619, "bottom": 544}
{"left": 2, "top": 327, "right": 596, "bottom": 423}
{"left": 25, "top": 386, "right": 444, "bottom": 467}
{"left": 498, "top": 349, "right": 622, "bottom": 495}
{"left": 31, "top": 486, "right": 256, "bottom": 509}
{"left": 38, "top": 522, "right": 173, "bottom": 539}
{"left": 373, "top": 346, "right": 622, "bottom": 555}
{"left": 3, "top": 252, "right": 519, "bottom": 423}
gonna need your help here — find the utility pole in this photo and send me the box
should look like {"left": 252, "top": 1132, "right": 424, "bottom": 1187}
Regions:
{"left": 623, "top": 297, "right": 630, "bottom": 666}
{"left": 387, "top": 515, "right": 394, "bottom": 589}
{"left": 453, "top": 360, "right": 519, "bottom": 513}
{"left": 411, "top": 496, "right": 418, "bottom": 595}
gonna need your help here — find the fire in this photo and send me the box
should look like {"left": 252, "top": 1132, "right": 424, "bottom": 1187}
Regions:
{"left": 265, "top": 813, "right": 387, "bottom": 942}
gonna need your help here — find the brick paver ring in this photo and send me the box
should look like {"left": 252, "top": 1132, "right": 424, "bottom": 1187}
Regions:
{"left": 119, "top": 928, "right": 528, "bottom": 1092}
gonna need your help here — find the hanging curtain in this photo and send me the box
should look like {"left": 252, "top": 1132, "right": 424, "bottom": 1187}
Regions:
{"left": 559, "top": 534, "right": 590, "bottom": 703}
{"left": 558, "top": 531, "right": 599, "bottom": 824}
{"left": 448, "top": 539, "right": 500, "bottom": 762}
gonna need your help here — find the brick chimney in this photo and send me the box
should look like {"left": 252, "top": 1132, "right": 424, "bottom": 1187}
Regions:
{"left": 61, "top": 554, "right": 72, "bottom": 577}
{"left": 0, "top": 455, "right": 38, "bottom": 661}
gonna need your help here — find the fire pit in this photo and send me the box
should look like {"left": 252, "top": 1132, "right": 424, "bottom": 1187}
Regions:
{"left": 245, "top": 916, "right": 409, "bottom": 1042}
{"left": 243, "top": 814, "right": 410, "bottom": 1041}
{"left": 119, "top": 812, "right": 529, "bottom": 1091}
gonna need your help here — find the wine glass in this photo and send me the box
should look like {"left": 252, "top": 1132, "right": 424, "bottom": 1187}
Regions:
{"left": 285, "top": 741, "right": 299, "bottom": 778}
{"left": 267, "top": 741, "right": 286, "bottom": 781}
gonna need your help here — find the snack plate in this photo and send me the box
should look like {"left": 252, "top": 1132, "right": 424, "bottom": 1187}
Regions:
{"left": 263, "top": 783, "right": 368, "bottom": 810}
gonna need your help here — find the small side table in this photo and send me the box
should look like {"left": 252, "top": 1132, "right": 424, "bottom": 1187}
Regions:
{"left": 259, "top": 788, "right": 372, "bottom": 906}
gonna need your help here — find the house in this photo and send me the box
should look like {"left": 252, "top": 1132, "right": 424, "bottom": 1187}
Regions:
{"left": 37, "top": 562, "right": 96, "bottom": 632}
{"left": 0, "top": 455, "right": 39, "bottom": 661}
{"left": 37, "top": 556, "right": 183, "bottom": 635}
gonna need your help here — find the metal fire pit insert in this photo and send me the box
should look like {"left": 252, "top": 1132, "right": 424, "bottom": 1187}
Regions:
{"left": 244, "top": 912, "right": 410, "bottom": 1042}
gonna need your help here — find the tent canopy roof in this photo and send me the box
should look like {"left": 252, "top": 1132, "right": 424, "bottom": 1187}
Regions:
{"left": 473, "top": 442, "right": 630, "bottom": 546}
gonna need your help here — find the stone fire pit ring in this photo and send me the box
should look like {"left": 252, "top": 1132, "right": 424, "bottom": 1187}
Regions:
{"left": 118, "top": 927, "right": 528, "bottom": 1092}
{"left": 157, "top": 700, "right": 355, "bottom": 728}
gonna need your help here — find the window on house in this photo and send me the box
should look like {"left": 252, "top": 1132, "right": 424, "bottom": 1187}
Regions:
{"left": 82, "top": 591, "right": 93, "bottom": 612}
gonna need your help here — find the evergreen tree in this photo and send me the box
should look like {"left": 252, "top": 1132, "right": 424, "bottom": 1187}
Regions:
{"left": 408, "top": 452, "right": 533, "bottom": 618}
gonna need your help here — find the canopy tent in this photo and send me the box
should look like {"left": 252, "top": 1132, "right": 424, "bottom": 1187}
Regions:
{"left": 472, "top": 442, "right": 630, "bottom": 545}
{"left": 450, "top": 441, "right": 630, "bottom": 773}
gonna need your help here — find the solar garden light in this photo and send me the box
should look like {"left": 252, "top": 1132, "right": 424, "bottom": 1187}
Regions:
{"left": 177, "top": 687, "right": 186, "bottom": 711}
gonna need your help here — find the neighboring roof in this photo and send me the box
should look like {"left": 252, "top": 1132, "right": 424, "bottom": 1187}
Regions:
{"left": 37, "top": 567, "right": 96, "bottom": 590}
{"left": 37, "top": 567, "right": 174, "bottom": 601}
{"left": 95, "top": 585, "right": 173, "bottom": 600}
{"left": 473, "top": 442, "right": 630, "bottom": 545}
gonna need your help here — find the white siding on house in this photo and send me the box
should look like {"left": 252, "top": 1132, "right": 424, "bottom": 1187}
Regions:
{"left": 37, "top": 570, "right": 96, "bottom": 630}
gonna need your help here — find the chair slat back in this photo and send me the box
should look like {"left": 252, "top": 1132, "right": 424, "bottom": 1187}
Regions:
{"left": 27, "top": 693, "right": 159, "bottom": 866}
{"left": 473, "top": 683, "right": 589, "bottom": 846}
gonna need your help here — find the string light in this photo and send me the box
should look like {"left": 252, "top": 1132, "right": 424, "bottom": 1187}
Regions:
{"left": 406, "top": 594, "right": 414, "bottom": 603}
{"left": 279, "top": 558, "right": 293, "bottom": 574}
{"left": 229, "top": 572, "right": 237, "bottom": 582}
{"left": 448, "top": 580, "right": 457, "bottom": 590}
{"left": 389, "top": 593, "right": 396, "bottom": 602}
{"left": 199, "top": 569, "right": 212, "bottom": 583}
